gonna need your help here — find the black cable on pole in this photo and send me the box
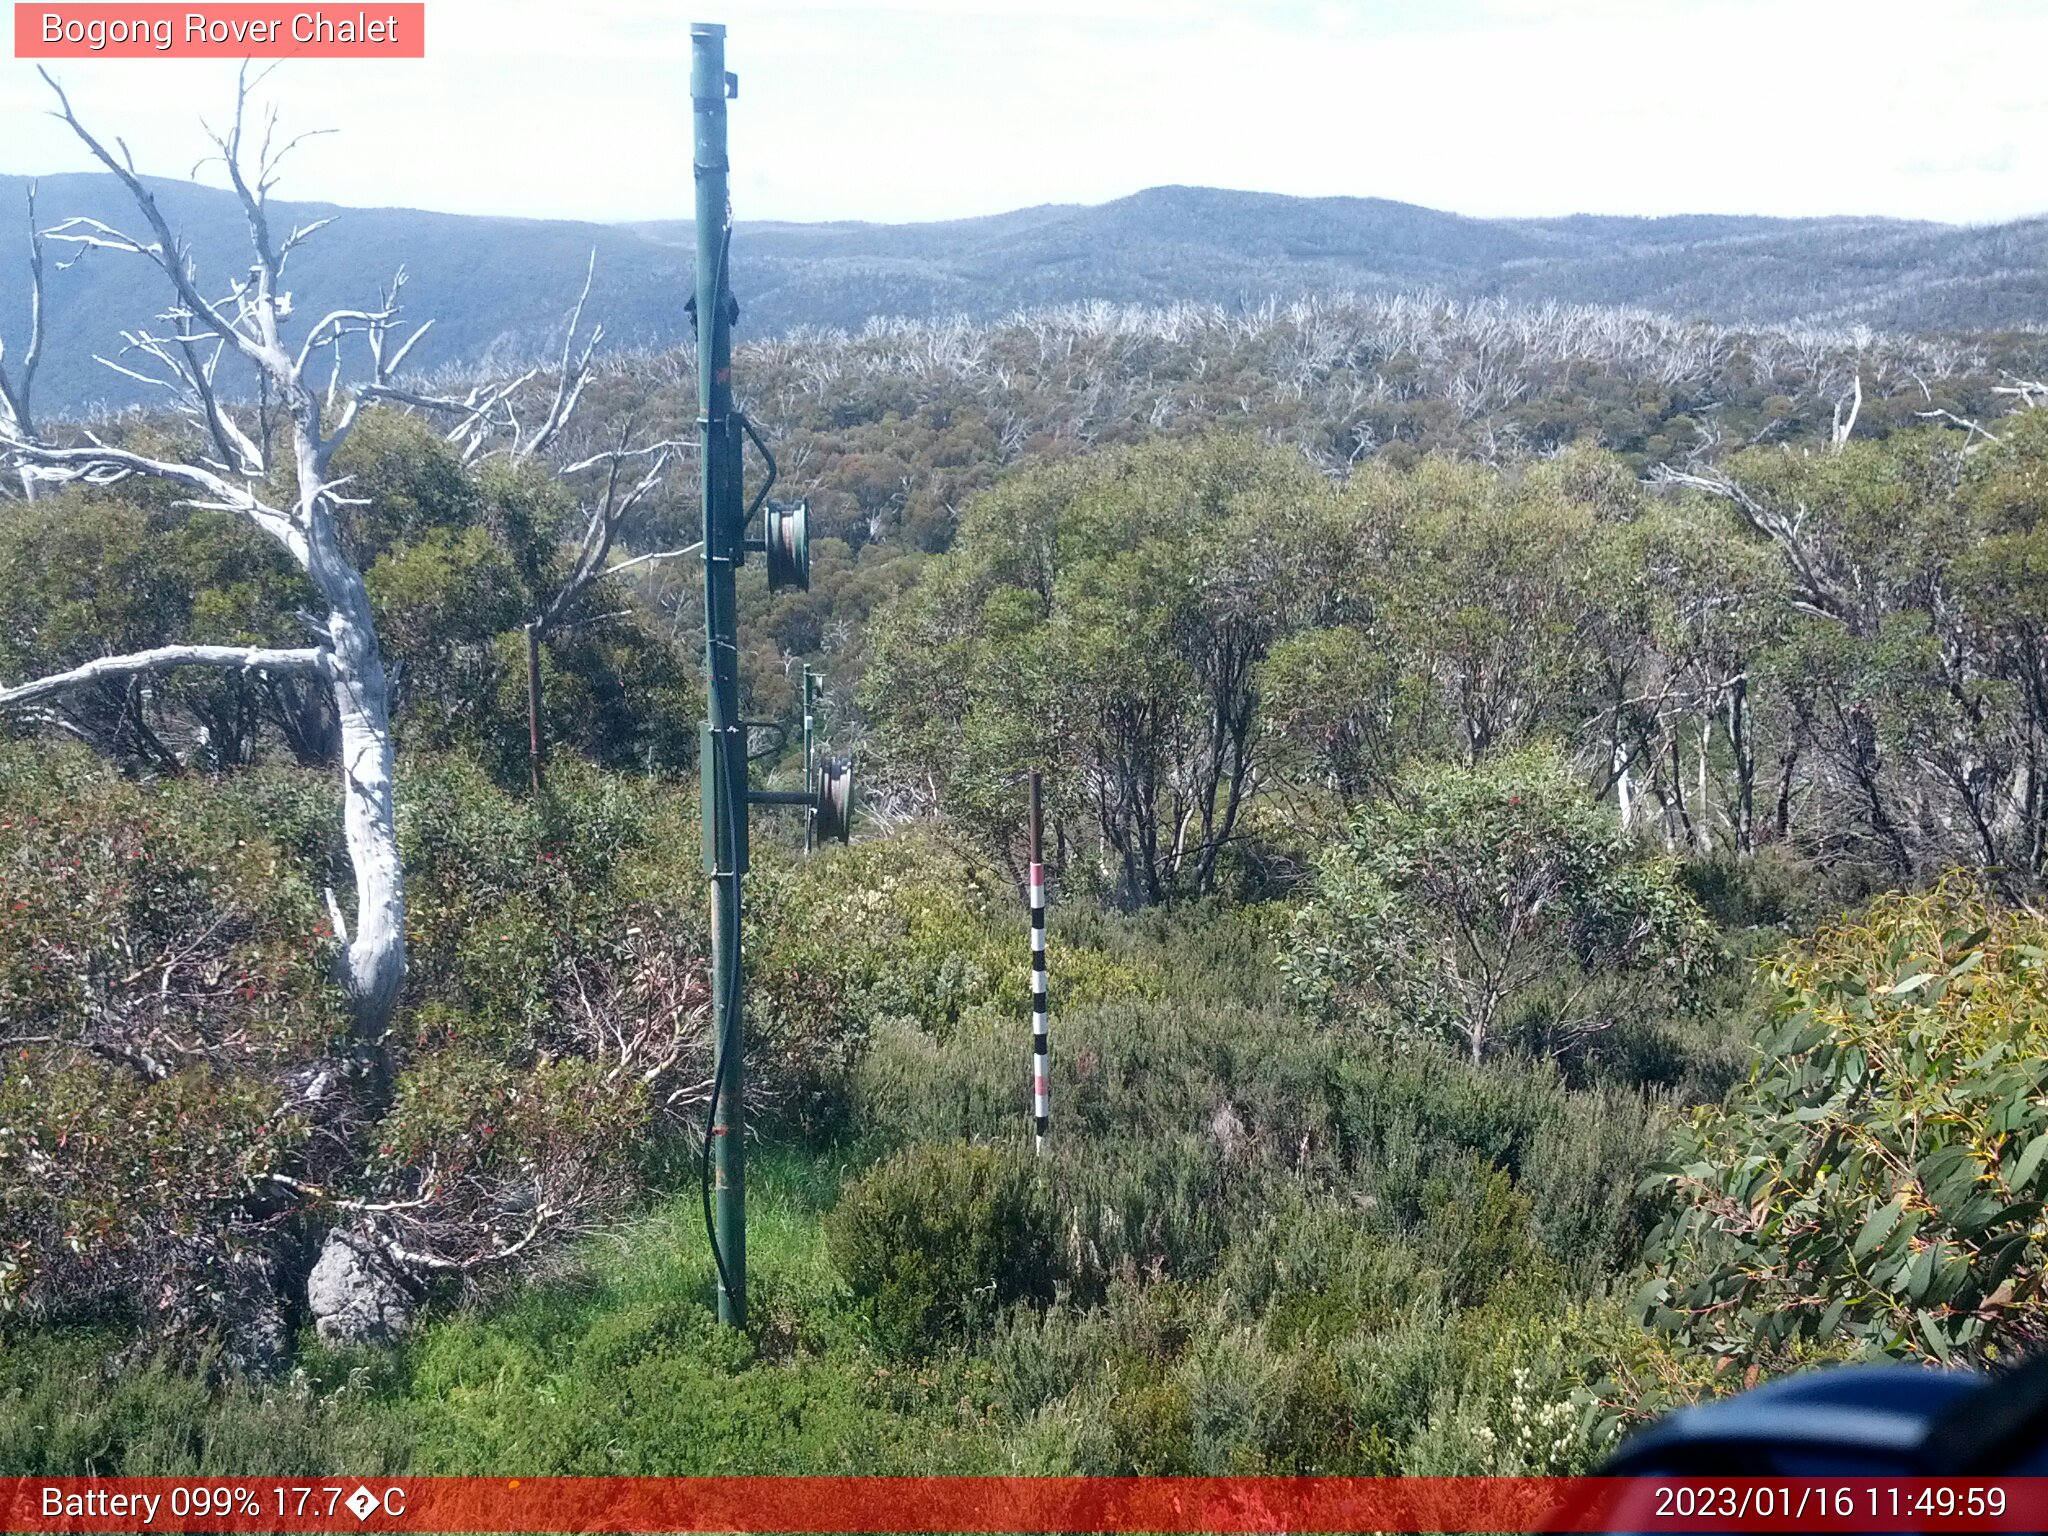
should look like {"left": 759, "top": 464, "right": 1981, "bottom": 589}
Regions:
{"left": 700, "top": 765, "right": 742, "bottom": 1317}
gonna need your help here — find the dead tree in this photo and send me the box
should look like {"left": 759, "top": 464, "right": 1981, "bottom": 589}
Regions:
{"left": 367, "top": 259, "right": 691, "bottom": 789}
{"left": 364, "top": 249, "right": 603, "bottom": 469}
{"left": 518, "top": 433, "right": 678, "bottom": 788}
{"left": 0, "top": 69, "right": 414, "bottom": 1053}
{"left": 1831, "top": 370, "right": 1863, "bottom": 452}
{"left": 1651, "top": 463, "right": 1859, "bottom": 631}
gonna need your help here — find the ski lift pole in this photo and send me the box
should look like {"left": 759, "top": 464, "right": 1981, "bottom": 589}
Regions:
{"left": 1029, "top": 770, "right": 1048, "bottom": 1155}
{"left": 693, "top": 19, "right": 747, "bottom": 1329}
{"left": 689, "top": 23, "right": 840, "bottom": 1327}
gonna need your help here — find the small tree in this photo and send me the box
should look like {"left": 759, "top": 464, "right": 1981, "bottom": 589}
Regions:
{"left": 1282, "top": 747, "right": 1710, "bottom": 1062}
{"left": 364, "top": 255, "right": 690, "bottom": 790}
{"left": 862, "top": 435, "right": 1341, "bottom": 902}
{"left": 1259, "top": 624, "right": 1418, "bottom": 806}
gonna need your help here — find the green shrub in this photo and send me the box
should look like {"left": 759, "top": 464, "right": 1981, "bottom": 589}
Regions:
{"left": 1331, "top": 1292, "right": 1624, "bottom": 1475}
{"left": 993, "top": 1280, "right": 1204, "bottom": 1474}
{"left": 0, "top": 744, "right": 340, "bottom": 1337}
{"left": 1283, "top": 746, "right": 1712, "bottom": 1064}
{"left": 2, "top": 742, "right": 834, "bottom": 1345}
{"left": 746, "top": 833, "right": 1157, "bottom": 1058}
{"left": 827, "top": 1141, "right": 1056, "bottom": 1356}
{"left": 854, "top": 980, "right": 1657, "bottom": 1294}
{"left": 1420, "top": 1159, "right": 1546, "bottom": 1309}
{"left": 1181, "top": 1323, "right": 1295, "bottom": 1473}
{"left": 1105, "top": 1372, "right": 1196, "bottom": 1474}
{"left": 1047, "top": 1134, "right": 1235, "bottom": 1294}
{"left": 1213, "top": 1193, "right": 1403, "bottom": 1336}
{"left": 1643, "top": 881, "right": 2048, "bottom": 1369}
{"left": 1679, "top": 844, "right": 1819, "bottom": 934}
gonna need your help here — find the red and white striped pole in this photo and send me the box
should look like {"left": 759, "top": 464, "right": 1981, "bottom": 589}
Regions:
{"left": 1028, "top": 769, "right": 1048, "bottom": 1156}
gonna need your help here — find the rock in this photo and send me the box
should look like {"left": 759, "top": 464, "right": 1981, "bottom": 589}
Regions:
{"left": 306, "top": 1229, "right": 412, "bottom": 1345}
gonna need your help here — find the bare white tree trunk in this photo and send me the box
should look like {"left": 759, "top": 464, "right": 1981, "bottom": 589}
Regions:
{"left": 1695, "top": 712, "right": 1714, "bottom": 855}
{"left": 1831, "top": 370, "right": 1863, "bottom": 452}
{"left": 322, "top": 566, "right": 406, "bottom": 1032}
{"left": 0, "top": 184, "right": 44, "bottom": 500}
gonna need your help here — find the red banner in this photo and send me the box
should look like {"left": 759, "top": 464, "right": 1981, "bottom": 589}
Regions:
{"left": 1, "top": 1477, "right": 2045, "bottom": 1532}
{"left": 13, "top": 5, "right": 425, "bottom": 58}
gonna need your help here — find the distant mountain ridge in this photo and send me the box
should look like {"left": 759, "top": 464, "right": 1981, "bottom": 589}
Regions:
{"left": 3, "top": 174, "right": 2045, "bottom": 417}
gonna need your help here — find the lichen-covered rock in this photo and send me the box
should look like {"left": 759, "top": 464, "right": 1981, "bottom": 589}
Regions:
{"left": 306, "top": 1230, "right": 412, "bottom": 1345}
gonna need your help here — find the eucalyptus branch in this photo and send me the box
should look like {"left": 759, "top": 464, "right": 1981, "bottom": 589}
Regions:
{"left": 0, "top": 644, "right": 326, "bottom": 711}
{"left": 605, "top": 541, "right": 703, "bottom": 578}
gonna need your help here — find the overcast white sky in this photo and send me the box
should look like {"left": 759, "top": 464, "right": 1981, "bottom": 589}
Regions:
{"left": 2, "top": 0, "right": 2043, "bottom": 226}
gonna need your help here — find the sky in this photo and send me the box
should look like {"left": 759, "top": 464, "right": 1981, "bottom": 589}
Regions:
{"left": 1, "top": 0, "right": 2044, "bottom": 227}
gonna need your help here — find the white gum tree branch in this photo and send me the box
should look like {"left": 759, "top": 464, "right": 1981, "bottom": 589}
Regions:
{"left": 0, "top": 644, "right": 325, "bottom": 710}
{"left": 534, "top": 436, "right": 678, "bottom": 638}
{"left": 361, "top": 370, "right": 534, "bottom": 463}
{"left": 362, "top": 250, "right": 602, "bottom": 465}
{"left": 603, "top": 541, "right": 702, "bottom": 579}
{"left": 523, "top": 249, "right": 603, "bottom": 462}
{"left": 1650, "top": 463, "right": 1854, "bottom": 628}
{"left": 2, "top": 69, "right": 409, "bottom": 1050}
{"left": 37, "top": 71, "right": 281, "bottom": 381}
{"left": 8, "top": 439, "right": 309, "bottom": 563}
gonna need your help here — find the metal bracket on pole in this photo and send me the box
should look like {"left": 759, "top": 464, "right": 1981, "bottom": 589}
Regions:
{"left": 803, "top": 668, "right": 817, "bottom": 853}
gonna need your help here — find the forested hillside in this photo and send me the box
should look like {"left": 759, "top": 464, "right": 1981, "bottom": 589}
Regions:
{"left": 12, "top": 154, "right": 2048, "bottom": 1477}
{"left": 6, "top": 172, "right": 2048, "bottom": 416}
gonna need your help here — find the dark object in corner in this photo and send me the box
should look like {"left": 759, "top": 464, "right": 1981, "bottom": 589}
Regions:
{"left": 1592, "top": 1352, "right": 2048, "bottom": 1529}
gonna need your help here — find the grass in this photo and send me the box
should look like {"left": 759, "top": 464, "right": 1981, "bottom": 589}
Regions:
{"left": 0, "top": 1150, "right": 1003, "bottom": 1476}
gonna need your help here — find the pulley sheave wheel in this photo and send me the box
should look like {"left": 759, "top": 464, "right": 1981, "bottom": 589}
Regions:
{"left": 814, "top": 757, "right": 853, "bottom": 844}
{"left": 764, "top": 498, "right": 809, "bottom": 592}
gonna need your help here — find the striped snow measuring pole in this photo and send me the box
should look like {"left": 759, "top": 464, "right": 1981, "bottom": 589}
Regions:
{"left": 1028, "top": 770, "right": 1049, "bottom": 1155}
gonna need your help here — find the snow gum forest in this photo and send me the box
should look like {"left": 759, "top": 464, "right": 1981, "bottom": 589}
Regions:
{"left": 11, "top": 86, "right": 2048, "bottom": 1478}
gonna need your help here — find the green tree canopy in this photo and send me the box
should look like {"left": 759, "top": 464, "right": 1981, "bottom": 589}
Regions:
{"left": 1283, "top": 748, "right": 1711, "bottom": 1063}
{"left": 863, "top": 434, "right": 1344, "bottom": 902}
